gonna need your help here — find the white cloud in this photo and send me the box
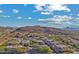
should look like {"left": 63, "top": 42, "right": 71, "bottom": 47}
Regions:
{"left": 17, "top": 16, "right": 22, "bottom": 19}
{"left": 7, "top": 16, "right": 11, "bottom": 18}
{"left": 0, "top": 15, "right": 11, "bottom": 18}
{"left": 12, "top": 9, "right": 19, "bottom": 14}
{"left": 38, "top": 15, "right": 72, "bottom": 25}
{"left": 77, "top": 14, "right": 79, "bottom": 16}
{"left": 28, "top": 17, "right": 32, "bottom": 19}
{"left": 34, "top": 4, "right": 45, "bottom": 11}
{"left": 47, "top": 4, "right": 70, "bottom": 12}
{"left": 0, "top": 10, "right": 3, "bottom": 13}
{"left": 41, "top": 12, "right": 51, "bottom": 15}
{"left": 35, "top": 4, "right": 71, "bottom": 12}
{"left": 4, "top": 16, "right": 10, "bottom": 18}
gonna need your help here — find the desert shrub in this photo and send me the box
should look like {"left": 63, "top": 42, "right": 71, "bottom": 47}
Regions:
{"left": 16, "top": 47, "right": 27, "bottom": 53}
{"left": 0, "top": 32, "right": 4, "bottom": 36}
{"left": 30, "top": 40, "right": 38, "bottom": 45}
{"left": 32, "top": 45, "right": 52, "bottom": 54}
{"left": 73, "top": 44, "right": 79, "bottom": 49}
{"left": 62, "top": 47, "right": 74, "bottom": 53}
{"left": 48, "top": 35, "right": 61, "bottom": 41}
{"left": 0, "top": 45, "right": 10, "bottom": 53}
{"left": 0, "top": 46, "right": 6, "bottom": 52}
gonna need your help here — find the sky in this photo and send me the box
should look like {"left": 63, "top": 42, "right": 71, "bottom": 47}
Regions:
{"left": 0, "top": 4, "right": 79, "bottom": 28}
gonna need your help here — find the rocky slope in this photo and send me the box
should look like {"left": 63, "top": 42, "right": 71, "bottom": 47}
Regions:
{"left": 0, "top": 26, "right": 79, "bottom": 54}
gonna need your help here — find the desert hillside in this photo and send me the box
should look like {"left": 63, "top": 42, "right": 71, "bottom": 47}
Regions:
{"left": 0, "top": 26, "right": 79, "bottom": 54}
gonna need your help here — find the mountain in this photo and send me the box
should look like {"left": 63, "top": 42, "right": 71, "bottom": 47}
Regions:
{"left": 64, "top": 27, "right": 79, "bottom": 31}
{"left": 0, "top": 26, "right": 79, "bottom": 54}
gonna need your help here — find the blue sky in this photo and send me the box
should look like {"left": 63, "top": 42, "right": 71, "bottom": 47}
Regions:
{"left": 0, "top": 4, "right": 79, "bottom": 28}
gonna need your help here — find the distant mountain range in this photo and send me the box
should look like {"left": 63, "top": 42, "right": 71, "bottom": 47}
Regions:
{"left": 0, "top": 25, "right": 79, "bottom": 31}
{"left": 64, "top": 27, "right": 79, "bottom": 31}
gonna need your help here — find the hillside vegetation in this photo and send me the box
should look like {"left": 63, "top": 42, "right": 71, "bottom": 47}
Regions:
{"left": 0, "top": 26, "right": 79, "bottom": 54}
